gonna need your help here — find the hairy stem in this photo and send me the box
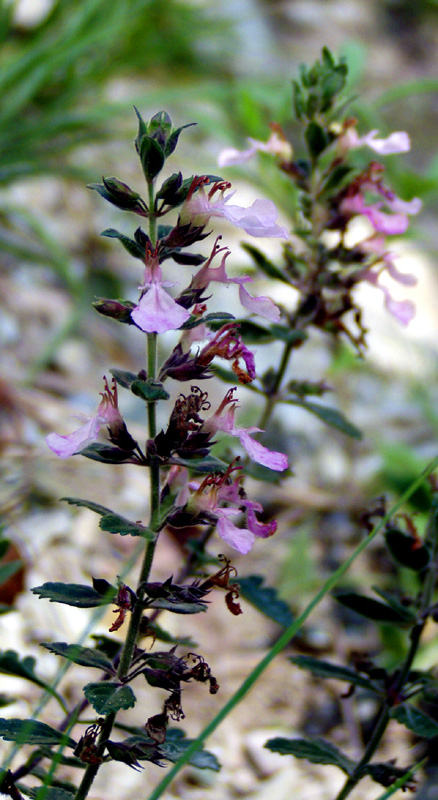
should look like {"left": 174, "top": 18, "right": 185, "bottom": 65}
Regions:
{"left": 74, "top": 185, "right": 161, "bottom": 800}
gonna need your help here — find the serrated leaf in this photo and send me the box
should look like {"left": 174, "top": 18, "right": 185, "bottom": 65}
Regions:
{"left": 287, "top": 400, "right": 362, "bottom": 439}
{"left": 31, "top": 582, "right": 116, "bottom": 608}
{"left": 333, "top": 591, "right": 415, "bottom": 626}
{"left": 83, "top": 683, "right": 136, "bottom": 714}
{"left": 40, "top": 643, "right": 115, "bottom": 673}
{"left": 265, "top": 736, "right": 354, "bottom": 774}
{"left": 62, "top": 498, "right": 153, "bottom": 538}
{"left": 236, "top": 575, "right": 294, "bottom": 628}
{"left": 390, "top": 704, "right": 438, "bottom": 738}
{"left": 290, "top": 655, "right": 378, "bottom": 692}
{"left": 0, "top": 560, "right": 22, "bottom": 585}
{"left": 0, "top": 719, "right": 75, "bottom": 748}
{"left": 130, "top": 379, "right": 169, "bottom": 402}
{"left": 99, "top": 514, "right": 155, "bottom": 540}
{"left": 62, "top": 497, "right": 113, "bottom": 516}
{"left": 0, "top": 651, "right": 66, "bottom": 709}
{"left": 162, "top": 728, "right": 220, "bottom": 771}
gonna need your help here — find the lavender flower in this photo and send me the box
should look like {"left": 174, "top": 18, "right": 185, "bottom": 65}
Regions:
{"left": 179, "top": 177, "right": 288, "bottom": 239}
{"left": 46, "top": 378, "right": 124, "bottom": 458}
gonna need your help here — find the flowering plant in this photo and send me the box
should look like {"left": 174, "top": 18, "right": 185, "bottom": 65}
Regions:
{"left": 0, "top": 49, "right": 436, "bottom": 800}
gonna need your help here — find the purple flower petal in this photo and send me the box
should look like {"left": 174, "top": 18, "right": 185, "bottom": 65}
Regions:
{"left": 131, "top": 284, "right": 190, "bottom": 333}
{"left": 222, "top": 198, "right": 288, "bottom": 238}
{"left": 237, "top": 429, "right": 288, "bottom": 471}
{"left": 238, "top": 283, "right": 281, "bottom": 322}
{"left": 362, "top": 130, "right": 411, "bottom": 155}
{"left": 216, "top": 511, "right": 255, "bottom": 554}
{"left": 46, "top": 416, "right": 101, "bottom": 459}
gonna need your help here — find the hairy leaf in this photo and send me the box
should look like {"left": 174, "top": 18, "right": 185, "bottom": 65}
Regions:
{"left": 41, "top": 643, "right": 115, "bottom": 673}
{"left": 83, "top": 683, "right": 136, "bottom": 715}
{"left": 390, "top": 704, "right": 438, "bottom": 738}
{"left": 0, "top": 719, "right": 75, "bottom": 748}
{"left": 236, "top": 575, "right": 294, "bottom": 628}
{"left": 291, "top": 655, "right": 378, "bottom": 692}
{"left": 31, "top": 582, "right": 116, "bottom": 607}
{"left": 265, "top": 736, "right": 354, "bottom": 774}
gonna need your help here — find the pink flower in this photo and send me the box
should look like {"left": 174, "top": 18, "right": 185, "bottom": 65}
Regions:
{"left": 358, "top": 236, "right": 417, "bottom": 325}
{"left": 179, "top": 177, "right": 288, "bottom": 239}
{"left": 218, "top": 125, "right": 293, "bottom": 167}
{"left": 131, "top": 250, "right": 190, "bottom": 333}
{"left": 193, "top": 465, "right": 277, "bottom": 554}
{"left": 340, "top": 163, "right": 421, "bottom": 237}
{"left": 191, "top": 238, "right": 281, "bottom": 322}
{"left": 204, "top": 388, "right": 288, "bottom": 472}
{"left": 46, "top": 377, "right": 124, "bottom": 458}
{"left": 340, "top": 123, "right": 411, "bottom": 155}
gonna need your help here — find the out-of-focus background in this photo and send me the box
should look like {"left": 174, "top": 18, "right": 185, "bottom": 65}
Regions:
{"left": 1, "top": 1, "right": 438, "bottom": 798}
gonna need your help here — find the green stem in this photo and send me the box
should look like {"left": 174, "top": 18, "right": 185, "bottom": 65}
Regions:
{"left": 258, "top": 338, "right": 294, "bottom": 431}
{"left": 75, "top": 200, "right": 161, "bottom": 800}
{"left": 334, "top": 496, "right": 438, "bottom": 800}
{"left": 145, "top": 456, "right": 438, "bottom": 800}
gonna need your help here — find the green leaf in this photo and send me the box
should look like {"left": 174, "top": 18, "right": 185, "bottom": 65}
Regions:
{"left": 0, "top": 560, "right": 22, "bottom": 585}
{"left": 241, "top": 243, "right": 292, "bottom": 285}
{"left": 170, "top": 454, "right": 228, "bottom": 473}
{"left": 62, "top": 498, "right": 153, "bottom": 538}
{"left": 139, "top": 136, "right": 165, "bottom": 181}
{"left": 99, "top": 514, "right": 155, "bottom": 539}
{"left": 290, "top": 655, "right": 378, "bottom": 692}
{"left": 385, "top": 528, "right": 430, "bottom": 571}
{"left": 62, "top": 497, "right": 113, "bottom": 516}
{"left": 180, "top": 311, "right": 235, "bottom": 330}
{"left": 110, "top": 369, "right": 138, "bottom": 389}
{"left": 0, "top": 719, "right": 75, "bottom": 748}
{"left": 0, "top": 651, "right": 66, "bottom": 709}
{"left": 265, "top": 736, "right": 354, "bottom": 775}
{"left": 333, "top": 591, "right": 415, "bottom": 626}
{"left": 31, "top": 582, "right": 116, "bottom": 608}
{"left": 390, "top": 704, "right": 438, "bottom": 738}
{"left": 40, "top": 643, "right": 115, "bottom": 673}
{"left": 23, "top": 788, "right": 75, "bottom": 800}
{"left": 79, "top": 443, "right": 135, "bottom": 464}
{"left": 130, "top": 379, "right": 170, "bottom": 402}
{"left": 372, "top": 587, "right": 417, "bottom": 623}
{"left": 286, "top": 399, "right": 362, "bottom": 439}
{"left": 305, "top": 121, "right": 329, "bottom": 159}
{"left": 163, "top": 728, "right": 220, "bottom": 771}
{"left": 145, "top": 599, "right": 208, "bottom": 615}
{"left": 236, "top": 575, "right": 294, "bottom": 628}
{"left": 101, "top": 228, "right": 145, "bottom": 260}
{"left": 164, "top": 123, "right": 197, "bottom": 157}
{"left": 83, "top": 682, "right": 136, "bottom": 715}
